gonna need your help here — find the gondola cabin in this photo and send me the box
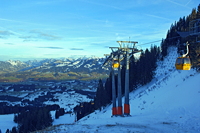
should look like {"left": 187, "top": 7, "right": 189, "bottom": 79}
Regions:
{"left": 112, "top": 59, "right": 120, "bottom": 68}
{"left": 175, "top": 57, "right": 191, "bottom": 70}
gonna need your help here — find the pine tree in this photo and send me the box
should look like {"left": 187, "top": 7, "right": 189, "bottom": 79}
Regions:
{"left": 55, "top": 110, "right": 60, "bottom": 119}
{"left": 161, "top": 39, "right": 168, "bottom": 59}
{"left": 94, "top": 79, "right": 104, "bottom": 109}
{"left": 11, "top": 127, "right": 17, "bottom": 133}
{"left": 104, "top": 74, "right": 112, "bottom": 103}
{"left": 129, "top": 55, "right": 137, "bottom": 91}
{"left": 13, "top": 114, "right": 18, "bottom": 123}
{"left": 59, "top": 108, "right": 65, "bottom": 116}
{"left": 190, "top": 8, "right": 197, "bottom": 20}
{"left": 197, "top": 4, "right": 200, "bottom": 19}
{"left": 5, "top": 129, "right": 10, "bottom": 133}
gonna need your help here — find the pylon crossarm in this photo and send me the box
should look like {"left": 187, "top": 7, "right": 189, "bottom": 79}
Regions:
{"left": 103, "top": 54, "right": 112, "bottom": 66}
{"left": 117, "top": 41, "right": 138, "bottom": 45}
{"left": 109, "top": 47, "right": 119, "bottom": 49}
{"left": 103, "top": 50, "right": 121, "bottom": 67}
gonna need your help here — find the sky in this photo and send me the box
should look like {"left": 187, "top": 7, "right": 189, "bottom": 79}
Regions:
{"left": 0, "top": 0, "right": 200, "bottom": 61}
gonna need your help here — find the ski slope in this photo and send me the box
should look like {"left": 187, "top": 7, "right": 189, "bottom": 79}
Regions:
{"left": 42, "top": 47, "right": 200, "bottom": 133}
{"left": 43, "top": 70, "right": 200, "bottom": 133}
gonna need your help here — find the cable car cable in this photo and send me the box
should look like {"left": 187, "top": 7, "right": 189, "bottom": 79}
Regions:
{"left": 137, "top": 35, "right": 181, "bottom": 46}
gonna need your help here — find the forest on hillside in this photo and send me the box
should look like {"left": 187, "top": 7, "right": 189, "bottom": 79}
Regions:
{"left": 161, "top": 4, "right": 200, "bottom": 70}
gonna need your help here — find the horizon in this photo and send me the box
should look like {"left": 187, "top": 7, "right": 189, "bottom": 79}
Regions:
{"left": 1, "top": 0, "right": 200, "bottom": 61}
{"left": 2, "top": 55, "right": 105, "bottom": 62}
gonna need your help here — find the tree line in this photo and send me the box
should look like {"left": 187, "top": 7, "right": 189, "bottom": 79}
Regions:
{"left": 13, "top": 107, "right": 53, "bottom": 133}
{"left": 161, "top": 4, "right": 200, "bottom": 70}
{"left": 0, "top": 103, "right": 59, "bottom": 115}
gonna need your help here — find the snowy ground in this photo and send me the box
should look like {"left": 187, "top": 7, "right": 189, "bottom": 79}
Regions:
{"left": 45, "top": 91, "right": 92, "bottom": 111}
{"left": 40, "top": 69, "right": 200, "bottom": 133}
{"left": 0, "top": 114, "right": 17, "bottom": 133}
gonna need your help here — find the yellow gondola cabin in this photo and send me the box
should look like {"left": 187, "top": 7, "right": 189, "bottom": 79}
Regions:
{"left": 175, "top": 57, "right": 191, "bottom": 70}
{"left": 112, "top": 59, "right": 120, "bottom": 68}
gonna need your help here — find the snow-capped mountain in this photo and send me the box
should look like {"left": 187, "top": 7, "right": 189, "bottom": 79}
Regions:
{"left": 22, "top": 57, "right": 108, "bottom": 75}
{"left": 0, "top": 57, "right": 107, "bottom": 73}
{"left": 0, "top": 57, "right": 109, "bottom": 81}
{"left": 0, "top": 60, "right": 28, "bottom": 72}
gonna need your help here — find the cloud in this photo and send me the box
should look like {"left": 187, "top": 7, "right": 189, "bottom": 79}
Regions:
{"left": 81, "top": 0, "right": 123, "bottom": 10}
{"left": 4, "top": 43, "right": 15, "bottom": 45}
{"left": 144, "top": 14, "right": 173, "bottom": 21}
{"left": 185, "top": 0, "right": 192, "bottom": 6}
{"left": 19, "top": 30, "right": 62, "bottom": 42}
{"left": 0, "top": 17, "right": 41, "bottom": 26}
{"left": 31, "top": 30, "right": 62, "bottom": 40}
{"left": 0, "top": 18, "right": 22, "bottom": 23}
{"left": 104, "top": 46, "right": 110, "bottom": 48}
{"left": 0, "top": 30, "right": 14, "bottom": 38}
{"left": 37, "top": 47, "right": 64, "bottom": 49}
{"left": 19, "top": 35, "right": 38, "bottom": 42}
{"left": 166, "top": 0, "right": 191, "bottom": 9}
{"left": 70, "top": 48, "right": 84, "bottom": 50}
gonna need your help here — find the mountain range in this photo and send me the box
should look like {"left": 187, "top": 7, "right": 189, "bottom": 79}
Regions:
{"left": 0, "top": 57, "right": 109, "bottom": 82}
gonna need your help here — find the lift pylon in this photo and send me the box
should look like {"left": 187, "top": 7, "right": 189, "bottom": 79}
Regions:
{"left": 103, "top": 40, "right": 142, "bottom": 117}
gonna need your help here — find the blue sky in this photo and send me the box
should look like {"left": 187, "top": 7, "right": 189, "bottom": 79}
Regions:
{"left": 0, "top": 0, "right": 199, "bottom": 61}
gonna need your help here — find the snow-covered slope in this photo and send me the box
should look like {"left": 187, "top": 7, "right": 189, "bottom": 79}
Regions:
{"left": 42, "top": 47, "right": 200, "bottom": 133}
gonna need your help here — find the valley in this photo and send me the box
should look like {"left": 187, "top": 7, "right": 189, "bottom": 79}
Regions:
{"left": 0, "top": 80, "right": 97, "bottom": 113}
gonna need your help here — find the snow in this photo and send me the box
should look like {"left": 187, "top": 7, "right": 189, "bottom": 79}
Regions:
{"left": 44, "top": 70, "right": 199, "bottom": 133}
{"left": 56, "top": 63, "right": 66, "bottom": 67}
{"left": 7, "top": 60, "right": 23, "bottom": 66}
{"left": 7, "top": 60, "right": 17, "bottom": 66}
{"left": 44, "top": 91, "right": 92, "bottom": 111}
{"left": 155, "top": 46, "right": 178, "bottom": 78}
{"left": 0, "top": 114, "right": 17, "bottom": 133}
{"left": 23, "top": 90, "right": 44, "bottom": 101}
{"left": 84, "top": 64, "right": 95, "bottom": 68}
{"left": 72, "top": 61, "right": 80, "bottom": 66}
{"left": 43, "top": 47, "right": 200, "bottom": 133}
